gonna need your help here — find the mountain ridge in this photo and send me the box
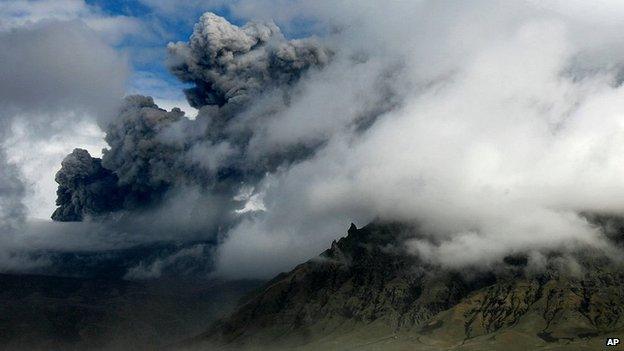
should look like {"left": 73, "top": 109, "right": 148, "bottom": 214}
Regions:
{"left": 181, "top": 221, "right": 624, "bottom": 350}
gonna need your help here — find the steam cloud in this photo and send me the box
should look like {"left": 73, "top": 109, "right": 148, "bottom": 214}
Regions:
{"left": 48, "top": 1, "right": 624, "bottom": 278}
{"left": 0, "top": 125, "right": 26, "bottom": 234}
{"left": 0, "top": 20, "right": 126, "bottom": 226}
{"left": 0, "top": 12, "right": 127, "bottom": 272}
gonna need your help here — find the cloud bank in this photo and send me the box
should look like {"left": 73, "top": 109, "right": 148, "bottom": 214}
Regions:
{"left": 0, "top": 18, "right": 127, "bottom": 230}
{"left": 0, "top": 1, "right": 128, "bottom": 272}
{"left": 211, "top": 1, "right": 624, "bottom": 277}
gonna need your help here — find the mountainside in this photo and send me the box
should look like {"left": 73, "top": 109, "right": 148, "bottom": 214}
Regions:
{"left": 183, "top": 222, "right": 624, "bottom": 350}
{"left": 0, "top": 273, "right": 262, "bottom": 351}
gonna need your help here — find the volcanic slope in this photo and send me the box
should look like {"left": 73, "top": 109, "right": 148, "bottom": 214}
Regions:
{"left": 183, "top": 221, "right": 624, "bottom": 351}
{"left": 0, "top": 274, "right": 262, "bottom": 351}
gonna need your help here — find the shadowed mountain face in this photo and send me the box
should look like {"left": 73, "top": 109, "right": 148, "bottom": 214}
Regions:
{"left": 185, "top": 222, "right": 624, "bottom": 351}
{"left": 0, "top": 274, "right": 262, "bottom": 351}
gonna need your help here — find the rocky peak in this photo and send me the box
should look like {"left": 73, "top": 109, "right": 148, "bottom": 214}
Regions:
{"left": 187, "top": 221, "right": 624, "bottom": 351}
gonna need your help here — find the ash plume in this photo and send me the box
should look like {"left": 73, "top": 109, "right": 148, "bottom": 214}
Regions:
{"left": 51, "top": 148, "right": 121, "bottom": 221}
{"left": 50, "top": 2, "right": 624, "bottom": 280}
{"left": 53, "top": 14, "right": 331, "bottom": 223}
{"left": 167, "top": 12, "right": 331, "bottom": 109}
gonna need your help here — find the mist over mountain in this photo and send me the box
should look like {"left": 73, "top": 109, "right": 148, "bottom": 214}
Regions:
{"left": 183, "top": 221, "right": 624, "bottom": 351}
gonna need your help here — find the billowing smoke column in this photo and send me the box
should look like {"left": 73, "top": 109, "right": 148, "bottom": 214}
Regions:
{"left": 167, "top": 13, "right": 330, "bottom": 109}
{"left": 52, "top": 13, "right": 330, "bottom": 222}
{"left": 51, "top": 2, "right": 624, "bottom": 279}
{"left": 52, "top": 149, "right": 121, "bottom": 221}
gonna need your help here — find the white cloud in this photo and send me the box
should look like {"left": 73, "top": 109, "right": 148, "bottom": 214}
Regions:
{"left": 0, "top": 0, "right": 147, "bottom": 44}
{"left": 5, "top": 120, "right": 106, "bottom": 220}
{"left": 214, "top": 0, "right": 624, "bottom": 277}
{"left": 0, "top": 1, "right": 129, "bottom": 227}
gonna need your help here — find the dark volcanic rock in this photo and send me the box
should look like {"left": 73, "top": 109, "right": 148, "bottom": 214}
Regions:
{"left": 0, "top": 273, "right": 262, "bottom": 351}
{"left": 188, "top": 222, "right": 624, "bottom": 351}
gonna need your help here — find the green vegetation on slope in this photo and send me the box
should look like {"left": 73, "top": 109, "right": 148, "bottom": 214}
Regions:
{"left": 186, "top": 222, "right": 624, "bottom": 351}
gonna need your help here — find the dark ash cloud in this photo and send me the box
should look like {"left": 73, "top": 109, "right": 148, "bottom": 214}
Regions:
{"left": 53, "top": 14, "right": 331, "bottom": 224}
{"left": 51, "top": 148, "right": 121, "bottom": 222}
{"left": 167, "top": 12, "right": 331, "bottom": 108}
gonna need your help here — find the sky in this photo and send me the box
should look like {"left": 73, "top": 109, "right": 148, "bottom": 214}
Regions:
{"left": 4, "top": 0, "right": 624, "bottom": 280}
